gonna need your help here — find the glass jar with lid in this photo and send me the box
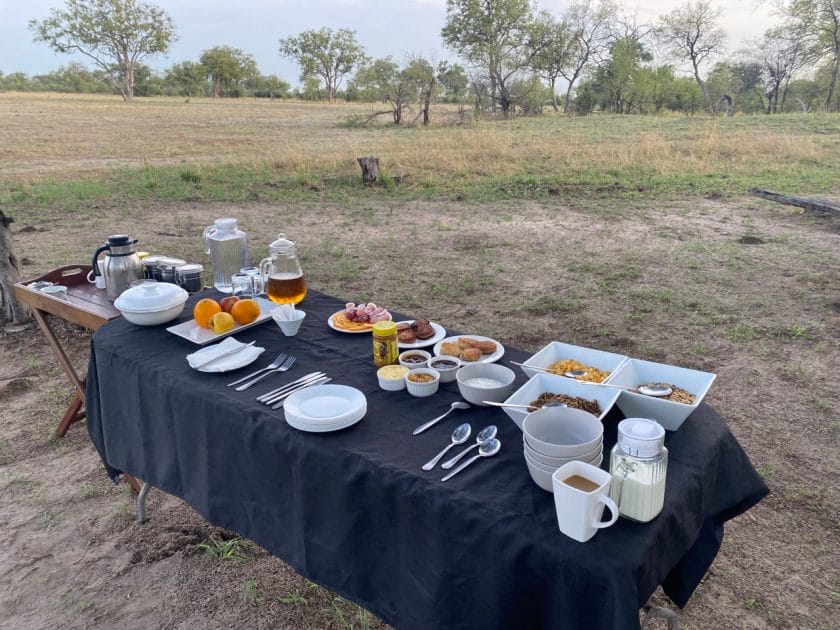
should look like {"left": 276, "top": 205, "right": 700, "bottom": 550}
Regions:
{"left": 260, "top": 233, "right": 306, "bottom": 305}
{"left": 608, "top": 418, "right": 668, "bottom": 523}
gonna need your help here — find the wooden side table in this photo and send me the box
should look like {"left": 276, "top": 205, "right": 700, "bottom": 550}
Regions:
{"left": 13, "top": 265, "right": 121, "bottom": 437}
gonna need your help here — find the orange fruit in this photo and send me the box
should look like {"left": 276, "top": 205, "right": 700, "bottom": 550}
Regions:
{"left": 207, "top": 311, "right": 235, "bottom": 334}
{"left": 193, "top": 298, "right": 221, "bottom": 328}
{"left": 231, "top": 298, "right": 260, "bottom": 325}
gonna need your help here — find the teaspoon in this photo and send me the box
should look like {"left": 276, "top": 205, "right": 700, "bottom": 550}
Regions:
{"left": 441, "top": 424, "right": 497, "bottom": 469}
{"left": 441, "top": 438, "right": 501, "bottom": 482}
{"left": 422, "top": 423, "right": 471, "bottom": 471}
{"left": 413, "top": 400, "right": 471, "bottom": 435}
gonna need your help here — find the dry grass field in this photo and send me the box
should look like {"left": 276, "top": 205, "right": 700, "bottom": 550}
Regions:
{"left": 1, "top": 92, "right": 838, "bottom": 629}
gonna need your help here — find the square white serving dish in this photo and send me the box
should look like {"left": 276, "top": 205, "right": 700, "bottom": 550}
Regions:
{"left": 608, "top": 358, "right": 717, "bottom": 431}
{"left": 520, "top": 341, "right": 628, "bottom": 382}
{"left": 166, "top": 297, "right": 275, "bottom": 344}
{"left": 502, "top": 372, "right": 620, "bottom": 429}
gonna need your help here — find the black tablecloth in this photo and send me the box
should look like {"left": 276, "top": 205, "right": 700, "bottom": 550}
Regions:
{"left": 86, "top": 289, "right": 768, "bottom": 630}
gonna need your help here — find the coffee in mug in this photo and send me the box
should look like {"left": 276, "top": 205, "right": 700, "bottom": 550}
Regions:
{"left": 552, "top": 461, "right": 618, "bottom": 543}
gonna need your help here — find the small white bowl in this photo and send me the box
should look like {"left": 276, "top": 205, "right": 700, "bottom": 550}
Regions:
{"left": 405, "top": 368, "right": 440, "bottom": 397}
{"left": 399, "top": 350, "right": 431, "bottom": 370}
{"left": 456, "top": 363, "right": 516, "bottom": 406}
{"left": 608, "top": 358, "right": 716, "bottom": 431}
{"left": 522, "top": 407, "right": 603, "bottom": 458}
{"left": 377, "top": 365, "right": 410, "bottom": 391}
{"left": 428, "top": 356, "right": 461, "bottom": 383}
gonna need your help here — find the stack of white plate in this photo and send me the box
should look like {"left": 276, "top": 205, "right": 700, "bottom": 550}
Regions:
{"left": 522, "top": 407, "right": 604, "bottom": 493}
{"left": 284, "top": 384, "right": 367, "bottom": 433}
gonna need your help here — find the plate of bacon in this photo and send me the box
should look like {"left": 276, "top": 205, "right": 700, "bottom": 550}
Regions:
{"left": 328, "top": 302, "right": 392, "bottom": 333}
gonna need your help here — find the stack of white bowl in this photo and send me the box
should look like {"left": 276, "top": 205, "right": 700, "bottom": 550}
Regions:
{"left": 522, "top": 407, "right": 604, "bottom": 492}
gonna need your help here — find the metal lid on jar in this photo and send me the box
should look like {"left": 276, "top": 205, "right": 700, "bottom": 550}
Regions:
{"left": 372, "top": 321, "right": 397, "bottom": 337}
{"left": 617, "top": 418, "right": 665, "bottom": 458}
{"left": 269, "top": 233, "right": 297, "bottom": 254}
{"left": 175, "top": 263, "right": 204, "bottom": 276}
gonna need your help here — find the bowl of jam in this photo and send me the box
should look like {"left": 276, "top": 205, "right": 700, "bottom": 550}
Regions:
{"left": 429, "top": 356, "right": 461, "bottom": 383}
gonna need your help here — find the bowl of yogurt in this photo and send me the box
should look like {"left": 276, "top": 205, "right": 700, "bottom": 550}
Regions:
{"left": 456, "top": 362, "right": 516, "bottom": 406}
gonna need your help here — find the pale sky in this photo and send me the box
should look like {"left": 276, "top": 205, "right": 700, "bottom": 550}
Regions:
{"left": 0, "top": 0, "right": 779, "bottom": 85}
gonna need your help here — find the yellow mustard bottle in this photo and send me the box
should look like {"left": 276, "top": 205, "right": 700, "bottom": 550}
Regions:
{"left": 372, "top": 321, "right": 399, "bottom": 368}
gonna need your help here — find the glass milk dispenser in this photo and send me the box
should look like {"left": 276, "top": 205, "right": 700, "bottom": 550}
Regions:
{"left": 608, "top": 418, "right": 668, "bottom": 523}
{"left": 260, "top": 233, "right": 306, "bottom": 305}
{"left": 203, "top": 218, "right": 248, "bottom": 293}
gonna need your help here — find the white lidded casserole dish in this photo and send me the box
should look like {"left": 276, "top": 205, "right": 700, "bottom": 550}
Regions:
{"left": 114, "top": 280, "right": 189, "bottom": 326}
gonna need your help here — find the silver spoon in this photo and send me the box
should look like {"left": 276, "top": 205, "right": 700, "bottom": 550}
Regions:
{"left": 422, "top": 423, "right": 471, "bottom": 471}
{"left": 564, "top": 369, "right": 588, "bottom": 378}
{"left": 441, "top": 438, "right": 501, "bottom": 482}
{"left": 481, "top": 401, "right": 567, "bottom": 410}
{"left": 413, "top": 401, "right": 471, "bottom": 435}
{"left": 637, "top": 383, "right": 673, "bottom": 397}
{"left": 441, "top": 424, "right": 498, "bottom": 469}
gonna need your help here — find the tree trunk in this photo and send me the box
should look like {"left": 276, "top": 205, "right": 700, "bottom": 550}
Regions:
{"left": 550, "top": 77, "right": 558, "bottom": 112}
{"left": 0, "top": 211, "right": 31, "bottom": 324}
{"left": 748, "top": 187, "right": 840, "bottom": 218}
{"left": 357, "top": 157, "right": 380, "bottom": 185}
{"left": 823, "top": 58, "right": 838, "bottom": 112}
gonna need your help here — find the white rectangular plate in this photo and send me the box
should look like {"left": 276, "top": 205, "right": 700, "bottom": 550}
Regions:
{"left": 167, "top": 297, "right": 276, "bottom": 345}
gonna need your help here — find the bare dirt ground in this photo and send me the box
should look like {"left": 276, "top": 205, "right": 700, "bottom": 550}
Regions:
{"left": 1, "top": 197, "right": 838, "bottom": 629}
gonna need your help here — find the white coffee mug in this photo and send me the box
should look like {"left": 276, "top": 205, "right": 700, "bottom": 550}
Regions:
{"left": 88, "top": 260, "right": 106, "bottom": 289}
{"left": 552, "top": 460, "right": 619, "bottom": 543}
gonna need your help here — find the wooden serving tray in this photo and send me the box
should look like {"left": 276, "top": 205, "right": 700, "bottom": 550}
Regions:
{"left": 14, "top": 265, "right": 121, "bottom": 330}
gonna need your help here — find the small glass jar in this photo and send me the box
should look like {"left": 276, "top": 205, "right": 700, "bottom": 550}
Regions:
{"left": 608, "top": 418, "right": 668, "bottom": 523}
{"left": 142, "top": 255, "right": 163, "bottom": 280}
{"left": 372, "top": 321, "right": 399, "bottom": 368}
{"left": 176, "top": 263, "right": 204, "bottom": 293}
{"left": 158, "top": 264, "right": 176, "bottom": 284}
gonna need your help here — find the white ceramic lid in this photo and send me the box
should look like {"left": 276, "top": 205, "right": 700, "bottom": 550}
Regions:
{"left": 114, "top": 280, "right": 188, "bottom": 312}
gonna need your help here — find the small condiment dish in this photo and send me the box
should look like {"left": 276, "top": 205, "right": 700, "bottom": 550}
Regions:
{"left": 404, "top": 368, "right": 440, "bottom": 397}
{"left": 456, "top": 363, "right": 516, "bottom": 406}
{"left": 399, "top": 349, "right": 431, "bottom": 370}
{"left": 377, "top": 365, "right": 410, "bottom": 391}
{"left": 428, "top": 356, "right": 461, "bottom": 383}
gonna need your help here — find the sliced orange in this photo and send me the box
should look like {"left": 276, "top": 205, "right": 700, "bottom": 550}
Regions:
{"left": 231, "top": 298, "right": 261, "bottom": 325}
{"left": 193, "top": 298, "right": 221, "bottom": 328}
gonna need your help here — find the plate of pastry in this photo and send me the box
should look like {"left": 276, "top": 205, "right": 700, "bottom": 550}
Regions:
{"left": 433, "top": 335, "right": 505, "bottom": 364}
{"left": 396, "top": 319, "right": 446, "bottom": 348}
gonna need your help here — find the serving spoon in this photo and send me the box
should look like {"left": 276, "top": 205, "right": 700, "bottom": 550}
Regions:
{"left": 413, "top": 401, "right": 471, "bottom": 435}
{"left": 441, "top": 424, "right": 498, "bottom": 469}
{"left": 422, "top": 423, "right": 471, "bottom": 471}
{"left": 481, "top": 401, "right": 566, "bottom": 410}
{"left": 441, "top": 438, "right": 502, "bottom": 482}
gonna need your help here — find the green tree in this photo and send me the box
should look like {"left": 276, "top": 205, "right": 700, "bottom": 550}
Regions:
{"left": 165, "top": 61, "right": 206, "bottom": 97}
{"left": 352, "top": 58, "right": 416, "bottom": 124}
{"left": 279, "top": 28, "right": 367, "bottom": 101}
{"left": 781, "top": 0, "right": 840, "bottom": 111}
{"left": 441, "top": 0, "right": 547, "bottom": 115}
{"left": 558, "top": 0, "right": 619, "bottom": 113}
{"left": 403, "top": 57, "right": 438, "bottom": 125}
{"left": 200, "top": 46, "right": 257, "bottom": 97}
{"left": 590, "top": 36, "right": 651, "bottom": 113}
{"left": 655, "top": 0, "right": 726, "bottom": 109}
{"left": 437, "top": 62, "right": 469, "bottom": 102}
{"left": 530, "top": 12, "right": 572, "bottom": 111}
{"left": 29, "top": 0, "right": 175, "bottom": 101}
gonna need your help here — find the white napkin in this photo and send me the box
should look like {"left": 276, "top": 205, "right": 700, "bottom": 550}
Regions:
{"left": 271, "top": 304, "right": 303, "bottom": 322}
{"left": 186, "top": 337, "right": 265, "bottom": 372}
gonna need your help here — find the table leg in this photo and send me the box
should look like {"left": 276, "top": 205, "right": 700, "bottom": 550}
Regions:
{"left": 30, "top": 307, "right": 88, "bottom": 435}
{"left": 137, "top": 482, "right": 151, "bottom": 524}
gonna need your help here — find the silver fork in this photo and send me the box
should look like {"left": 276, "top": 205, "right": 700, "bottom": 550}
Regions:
{"left": 235, "top": 355, "right": 296, "bottom": 391}
{"left": 227, "top": 353, "right": 288, "bottom": 387}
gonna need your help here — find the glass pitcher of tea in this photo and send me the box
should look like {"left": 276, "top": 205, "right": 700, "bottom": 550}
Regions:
{"left": 260, "top": 233, "right": 306, "bottom": 305}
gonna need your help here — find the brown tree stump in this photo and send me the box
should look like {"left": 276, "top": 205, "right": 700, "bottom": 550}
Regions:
{"left": 357, "top": 156, "right": 380, "bottom": 185}
{"left": 0, "top": 211, "right": 30, "bottom": 324}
